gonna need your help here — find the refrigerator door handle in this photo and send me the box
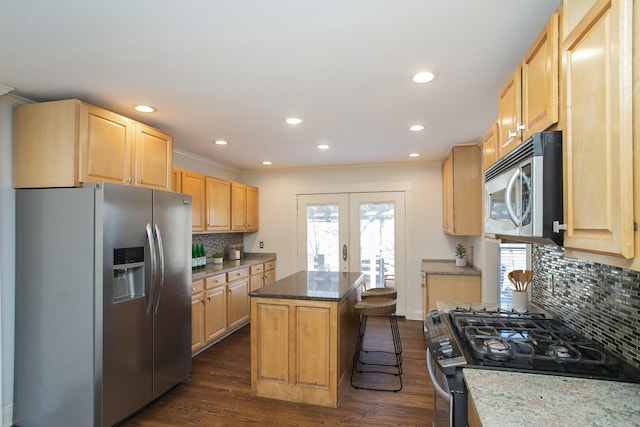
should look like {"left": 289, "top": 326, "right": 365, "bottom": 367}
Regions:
{"left": 153, "top": 224, "right": 165, "bottom": 314}
{"left": 145, "top": 223, "right": 158, "bottom": 316}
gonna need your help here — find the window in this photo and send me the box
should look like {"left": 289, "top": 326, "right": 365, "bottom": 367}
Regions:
{"left": 498, "top": 243, "right": 528, "bottom": 309}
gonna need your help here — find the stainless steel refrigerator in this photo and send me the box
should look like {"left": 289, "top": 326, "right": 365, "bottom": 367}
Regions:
{"left": 14, "top": 183, "right": 192, "bottom": 427}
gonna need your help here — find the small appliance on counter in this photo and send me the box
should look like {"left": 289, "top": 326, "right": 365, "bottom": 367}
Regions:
{"left": 227, "top": 243, "right": 244, "bottom": 260}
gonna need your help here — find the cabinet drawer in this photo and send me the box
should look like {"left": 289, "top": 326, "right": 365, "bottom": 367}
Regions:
{"left": 192, "top": 279, "right": 205, "bottom": 294}
{"left": 250, "top": 263, "right": 264, "bottom": 275}
{"left": 227, "top": 267, "right": 250, "bottom": 281}
{"left": 205, "top": 273, "right": 226, "bottom": 289}
{"left": 265, "top": 260, "right": 276, "bottom": 271}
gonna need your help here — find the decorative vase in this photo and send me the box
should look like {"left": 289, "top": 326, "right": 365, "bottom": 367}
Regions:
{"left": 455, "top": 258, "right": 467, "bottom": 267}
{"left": 512, "top": 290, "right": 528, "bottom": 312}
{"left": 213, "top": 257, "right": 223, "bottom": 264}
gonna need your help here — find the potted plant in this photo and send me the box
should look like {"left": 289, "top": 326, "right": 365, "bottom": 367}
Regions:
{"left": 455, "top": 244, "right": 467, "bottom": 267}
{"left": 212, "top": 252, "right": 224, "bottom": 264}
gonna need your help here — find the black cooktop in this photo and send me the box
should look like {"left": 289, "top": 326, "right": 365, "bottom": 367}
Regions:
{"left": 447, "top": 308, "right": 640, "bottom": 383}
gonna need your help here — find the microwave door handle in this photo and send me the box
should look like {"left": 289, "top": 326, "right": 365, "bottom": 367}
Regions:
{"left": 505, "top": 169, "right": 522, "bottom": 226}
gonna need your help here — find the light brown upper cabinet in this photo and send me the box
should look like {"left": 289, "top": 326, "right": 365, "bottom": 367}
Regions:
{"left": 498, "top": 12, "right": 559, "bottom": 158}
{"left": 181, "top": 170, "right": 206, "bottom": 232}
{"left": 205, "top": 176, "right": 231, "bottom": 231}
{"left": 482, "top": 121, "right": 499, "bottom": 170}
{"left": 231, "top": 182, "right": 259, "bottom": 232}
{"left": 442, "top": 145, "right": 481, "bottom": 236}
{"left": 562, "top": 0, "right": 635, "bottom": 261}
{"left": 13, "top": 99, "right": 172, "bottom": 190}
{"left": 171, "top": 167, "right": 183, "bottom": 193}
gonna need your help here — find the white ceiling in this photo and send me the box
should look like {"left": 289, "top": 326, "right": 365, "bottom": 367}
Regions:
{"left": 0, "top": 0, "right": 561, "bottom": 171}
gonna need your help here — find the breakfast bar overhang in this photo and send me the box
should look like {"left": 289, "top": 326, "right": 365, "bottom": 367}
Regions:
{"left": 249, "top": 271, "right": 365, "bottom": 408}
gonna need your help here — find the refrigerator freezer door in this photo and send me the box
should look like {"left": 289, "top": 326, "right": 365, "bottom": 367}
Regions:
{"left": 101, "top": 183, "right": 154, "bottom": 426}
{"left": 152, "top": 190, "right": 193, "bottom": 397}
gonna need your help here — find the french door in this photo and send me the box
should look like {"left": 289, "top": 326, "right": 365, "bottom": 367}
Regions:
{"left": 297, "top": 192, "right": 406, "bottom": 315}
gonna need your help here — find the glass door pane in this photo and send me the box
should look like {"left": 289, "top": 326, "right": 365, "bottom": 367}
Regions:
{"left": 358, "top": 202, "right": 395, "bottom": 287}
{"left": 297, "top": 194, "right": 348, "bottom": 272}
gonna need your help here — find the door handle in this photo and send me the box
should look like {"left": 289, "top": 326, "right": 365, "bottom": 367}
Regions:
{"left": 153, "top": 224, "right": 165, "bottom": 314}
{"left": 342, "top": 244, "right": 348, "bottom": 261}
{"left": 504, "top": 169, "right": 522, "bottom": 226}
{"left": 145, "top": 223, "right": 157, "bottom": 316}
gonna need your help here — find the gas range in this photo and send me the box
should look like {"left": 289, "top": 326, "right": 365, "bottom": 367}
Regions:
{"left": 424, "top": 307, "right": 640, "bottom": 382}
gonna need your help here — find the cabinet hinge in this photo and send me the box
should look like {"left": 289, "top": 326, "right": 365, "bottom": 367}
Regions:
{"left": 634, "top": 222, "right": 637, "bottom": 232}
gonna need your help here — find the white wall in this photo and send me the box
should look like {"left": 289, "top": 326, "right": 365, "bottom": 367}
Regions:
{"left": 0, "top": 94, "right": 24, "bottom": 427}
{"left": 242, "top": 162, "right": 479, "bottom": 320}
{"left": 174, "top": 149, "right": 243, "bottom": 182}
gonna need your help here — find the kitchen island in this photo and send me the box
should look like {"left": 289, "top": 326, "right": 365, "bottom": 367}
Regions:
{"left": 249, "top": 271, "right": 365, "bottom": 408}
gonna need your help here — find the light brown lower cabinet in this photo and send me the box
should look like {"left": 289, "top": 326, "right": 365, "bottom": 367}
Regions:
{"left": 191, "top": 279, "right": 206, "bottom": 353}
{"left": 468, "top": 395, "right": 482, "bottom": 427}
{"left": 423, "top": 273, "right": 481, "bottom": 314}
{"left": 250, "top": 281, "right": 359, "bottom": 408}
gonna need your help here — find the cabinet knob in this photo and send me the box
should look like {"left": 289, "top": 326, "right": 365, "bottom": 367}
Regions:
{"left": 126, "top": 177, "right": 132, "bottom": 183}
{"left": 137, "top": 178, "right": 143, "bottom": 184}
{"left": 517, "top": 123, "right": 526, "bottom": 131}
{"left": 508, "top": 130, "right": 518, "bottom": 138}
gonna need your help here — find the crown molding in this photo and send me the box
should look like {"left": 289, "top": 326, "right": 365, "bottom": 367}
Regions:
{"left": 0, "top": 84, "right": 14, "bottom": 96}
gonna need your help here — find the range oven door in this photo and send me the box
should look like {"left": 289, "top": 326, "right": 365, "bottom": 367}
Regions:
{"left": 427, "top": 351, "right": 452, "bottom": 427}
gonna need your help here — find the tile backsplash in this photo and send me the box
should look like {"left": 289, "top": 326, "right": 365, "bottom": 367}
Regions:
{"left": 192, "top": 233, "right": 243, "bottom": 259}
{"left": 531, "top": 244, "right": 640, "bottom": 369}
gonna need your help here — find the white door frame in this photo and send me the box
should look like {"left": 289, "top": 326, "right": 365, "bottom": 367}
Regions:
{"left": 297, "top": 191, "right": 407, "bottom": 316}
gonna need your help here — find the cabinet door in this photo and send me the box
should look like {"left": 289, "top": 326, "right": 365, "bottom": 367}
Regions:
{"left": 246, "top": 185, "right": 259, "bottom": 231}
{"left": 79, "top": 103, "right": 134, "bottom": 185}
{"left": 562, "top": 0, "right": 634, "bottom": 258}
{"left": 227, "top": 278, "right": 249, "bottom": 329}
{"left": 204, "top": 286, "right": 227, "bottom": 342}
{"left": 522, "top": 12, "right": 559, "bottom": 138}
{"left": 171, "top": 168, "right": 182, "bottom": 193}
{"left": 181, "top": 171, "right": 206, "bottom": 232}
{"left": 191, "top": 292, "right": 205, "bottom": 353}
{"left": 482, "top": 122, "right": 498, "bottom": 170}
{"left": 264, "top": 268, "right": 276, "bottom": 287}
{"left": 442, "top": 151, "right": 454, "bottom": 234}
{"left": 231, "top": 182, "right": 247, "bottom": 231}
{"left": 205, "top": 177, "right": 231, "bottom": 231}
{"left": 425, "top": 275, "right": 480, "bottom": 314}
{"left": 250, "top": 274, "right": 264, "bottom": 292}
{"left": 497, "top": 66, "right": 522, "bottom": 158}
{"left": 134, "top": 123, "right": 172, "bottom": 190}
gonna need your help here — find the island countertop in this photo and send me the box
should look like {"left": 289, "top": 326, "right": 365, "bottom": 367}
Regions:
{"left": 249, "top": 270, "right": 364, "bottom": 301}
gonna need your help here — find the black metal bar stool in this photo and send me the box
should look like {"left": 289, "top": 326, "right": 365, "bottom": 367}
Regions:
{"left": 350, "top": 297, "right": 403, "bottom": 392}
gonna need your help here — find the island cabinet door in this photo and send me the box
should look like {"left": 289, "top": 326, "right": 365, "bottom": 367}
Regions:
{"left": 251, "top": 297, "right": 339, "bottom": 408}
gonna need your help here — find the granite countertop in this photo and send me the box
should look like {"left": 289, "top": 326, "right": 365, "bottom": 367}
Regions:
{"left": 192, "top": 253, "right": 276, "bottom": 281}
{"left": 464, "top": 368, "right": 640, "bottom": 427}
{"left": 422, "top": 259, "right": 481, "bottom": 276}
{"left": 250, "top": 270, "right": 364, "bottom": 302}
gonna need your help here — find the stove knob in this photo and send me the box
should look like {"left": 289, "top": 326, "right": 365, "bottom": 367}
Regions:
{"left": 429, "top": 311, "right": 441, "bottom": 324}
{"left": 441, "top": 346, "right": 454, "bottom": 357}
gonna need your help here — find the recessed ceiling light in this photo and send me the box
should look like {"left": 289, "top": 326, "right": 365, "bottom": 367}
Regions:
{"left": 409, "top": 153, "right": 420, "bottom": 158}
{"left": 134, "top": 105, "right": 156, "bottom": 113}
{"left": 214, "top": 140, "right": 228, "bottom": 145}
{"left": 410, "top": 125, "right": 425, "bottom": 132}
{"left": 412, "top": 71, "right": 436, "bottom": 84}
{"left": 262, "top": 161, "right": 272, "bottom": 165}
{"left": 285, "top": 117, "right": 303, "bottom": 125}
{"left": 317, "top": 144, "right": 330, "bottom": 150}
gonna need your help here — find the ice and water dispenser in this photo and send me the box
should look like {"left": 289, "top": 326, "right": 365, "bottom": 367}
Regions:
{"left": 112, "top": 247, "right": 145, "bottom": 303}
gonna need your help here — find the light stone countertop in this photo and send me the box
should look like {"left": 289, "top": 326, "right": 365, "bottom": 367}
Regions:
{"left": 463, "top": 369, "right": 640, "bottom": 427}
{"left": 422, "top": 259, "right": 481, "bottom": 276}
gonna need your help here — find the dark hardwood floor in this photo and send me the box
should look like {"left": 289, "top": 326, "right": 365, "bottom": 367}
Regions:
{"left": 123, "top": 317, "right": 434, "bottom": 427}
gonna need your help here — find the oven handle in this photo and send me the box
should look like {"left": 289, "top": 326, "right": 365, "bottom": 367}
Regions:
{"left": 426, "top": 350, "right": 451, "bottom": 402}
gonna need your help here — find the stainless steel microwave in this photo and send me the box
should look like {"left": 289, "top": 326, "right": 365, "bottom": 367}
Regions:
{"left": 484, "top": 131, "right": 563, "bottom": 246}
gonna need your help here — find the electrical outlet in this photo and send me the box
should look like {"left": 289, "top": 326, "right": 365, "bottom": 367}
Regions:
{"left": 259, "top": 241, "right": 264, "bottom": 248}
